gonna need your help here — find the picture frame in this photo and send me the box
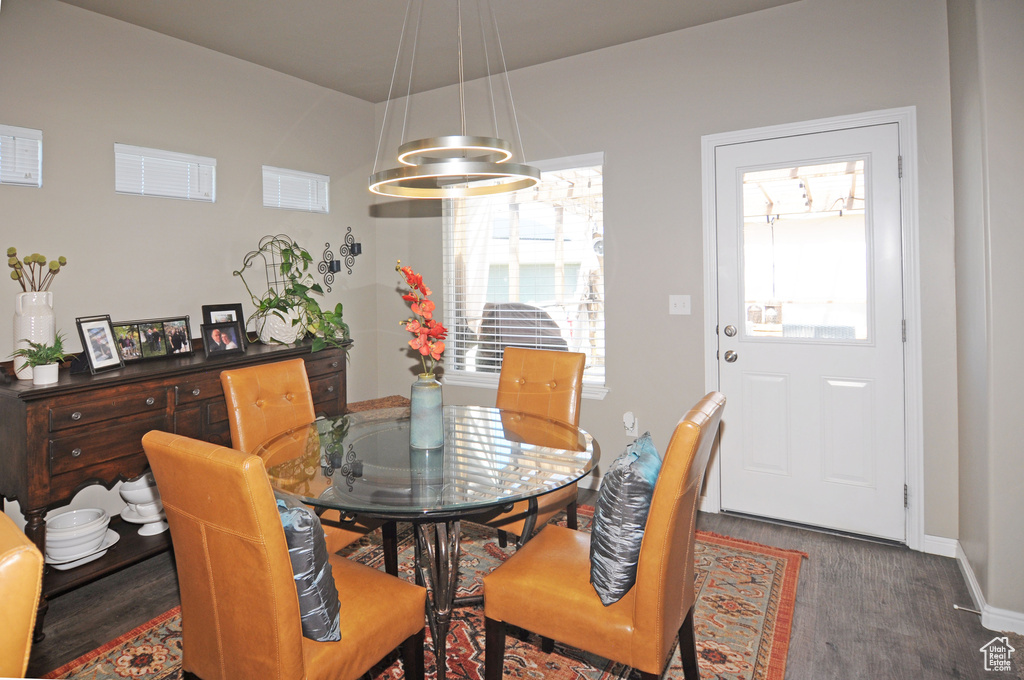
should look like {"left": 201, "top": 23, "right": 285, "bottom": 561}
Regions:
{"left": 201, "top": 303, "right": 247, "bottom": 348}
{"left": 76, "top": 315, "right": 125, "bottom": 373}
{"left": 201, "top": 321, "right": 246, "bottom": 359}
{"left": 112, "top": 316, "right": 194, "bottom": 363}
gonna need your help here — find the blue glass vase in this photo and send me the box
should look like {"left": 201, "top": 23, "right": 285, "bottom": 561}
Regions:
{"left": 410, "top": 373, "right": 444, "bottom": 449}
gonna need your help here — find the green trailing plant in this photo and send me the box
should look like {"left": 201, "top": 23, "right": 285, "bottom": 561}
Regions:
{"left": 233, "top": 235, "right": 350, "bottom": 351}
{"left": 10, "top": 331, "right": 71, "bottom": 371}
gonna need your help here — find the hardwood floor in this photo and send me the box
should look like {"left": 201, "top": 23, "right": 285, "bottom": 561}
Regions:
{"left": 27, "top": 499, "right": 1024, "bottom": 679}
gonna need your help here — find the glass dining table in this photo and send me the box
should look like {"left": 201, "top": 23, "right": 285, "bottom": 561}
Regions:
{"left": 257, "top": 404, "right": 600, "bottom": 680}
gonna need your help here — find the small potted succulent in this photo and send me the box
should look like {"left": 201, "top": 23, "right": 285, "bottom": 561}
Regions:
{"left": 10, "top": 331, "right": 71, "bottom": 385}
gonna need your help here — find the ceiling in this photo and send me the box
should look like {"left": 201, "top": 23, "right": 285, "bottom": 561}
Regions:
{"left": 57, "top": 0, "right": 799, "bottom": 103}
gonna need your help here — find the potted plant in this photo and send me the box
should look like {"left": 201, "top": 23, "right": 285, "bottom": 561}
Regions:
{"left": 10, "top": 331, "right": 71, "bottom": 385}
{"left": 233, "top": 235, "right": 350, "bottom": 351}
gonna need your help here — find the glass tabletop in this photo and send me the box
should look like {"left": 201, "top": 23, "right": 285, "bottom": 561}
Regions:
{"left": 259, "top": 405, "right": 600, "bottom": 520}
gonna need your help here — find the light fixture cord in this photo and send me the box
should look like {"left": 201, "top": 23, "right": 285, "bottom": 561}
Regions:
{"left": 478, "top": 0, "right": 499, "bottom": 138}
{"left": 457, "top": 0, "right": 466, "bottom": 137}
{"left": 400, "top": 0, "right": 424, "bottom": 147}
{"left": 492, "top": 8, "right": 528, "bottom": 163}
{"left": 374, "top": 0, "right": 416, "bottom": 173}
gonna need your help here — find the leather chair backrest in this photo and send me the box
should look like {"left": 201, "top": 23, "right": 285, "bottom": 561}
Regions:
{"left": 632, "top": 392, "right": 726, "bottom": 669}
{"left": 221, "top": 358, "right": 316, "bottom": 454}
{"left": 142, "top": 430, "right": 307, "bottom": 680}
{"left": 0, "top": 512, "right": 43, "bottom": 679}
{"left": 496, "top": 347, "right": 586, "bottom": 426}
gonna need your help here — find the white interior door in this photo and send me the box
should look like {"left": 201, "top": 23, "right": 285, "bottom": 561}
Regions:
{"left": 716, "top": 123, "right": 906, "bottom": 541}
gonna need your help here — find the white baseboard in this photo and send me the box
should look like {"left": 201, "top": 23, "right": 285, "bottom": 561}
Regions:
{"left": 955, "top": 541, "right": 1024, "bottom": 635}
{"left": 923, "top": 534, "right": 958, "bottom": 558}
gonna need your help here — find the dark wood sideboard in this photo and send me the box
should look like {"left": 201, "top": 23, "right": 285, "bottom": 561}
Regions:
{"left": 0, "top": 341, "right": 349, "bottom": 637}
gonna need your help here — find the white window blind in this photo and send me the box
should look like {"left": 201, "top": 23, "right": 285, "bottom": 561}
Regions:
{"left": 114, "top": 143, "right": 216, "bottom": 202}
{"left": 262, "top": 166, "right": 329, "bottom": 213}
{"left": 443, "top": 153, "right": 606, "bottom": 393}
{"left": 0, "top": 124, "right": 42, "bottom": 188}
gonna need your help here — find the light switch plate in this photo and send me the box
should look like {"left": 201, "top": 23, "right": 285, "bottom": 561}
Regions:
{"left": 669, "top": 295, "right": 691, "bottom": 315}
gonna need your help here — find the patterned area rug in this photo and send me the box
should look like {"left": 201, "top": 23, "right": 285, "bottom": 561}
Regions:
{"left": 346, "top": 395, "right": 411, "bottom": 412}
{"left": 44, "top": 507, "right": 804, "bottom": 680}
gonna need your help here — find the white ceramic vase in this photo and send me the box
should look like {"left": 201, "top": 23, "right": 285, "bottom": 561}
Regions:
{"left": 256, "top": 308, "right": 301, "bottom": 345}
{"left": 13, "top": 291, "right": 55, "bottom": 381}
{"left": 32, "top": 363, "right": 59, "bottom": 386}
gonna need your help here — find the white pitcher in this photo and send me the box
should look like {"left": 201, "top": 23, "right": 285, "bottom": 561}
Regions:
{"left": 13, "top": 291, "right": 55, "bottom": 380}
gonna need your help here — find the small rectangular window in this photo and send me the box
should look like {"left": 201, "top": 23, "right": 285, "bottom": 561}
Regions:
{"left": 0, "top": 124, "right": 42, "bottom": 188}
{"left": 262, "top": 166, "right": 329, "bottom": 213}
{"left": 114, "top": 143, "right": 216, "bottom": 202}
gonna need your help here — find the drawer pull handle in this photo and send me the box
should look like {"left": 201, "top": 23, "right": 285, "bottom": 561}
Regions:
{"left": 192, "top": 388, "right": 201, "bottom": 396}
{"left": 146, "top": 397, "right": 156, "bottom": 406}
{"left": 331, "top": 361, "right": 339, "bottom": 368}
{"left": 326, "top": 386, "right": 335, "bottom": 393}
{"left": 71, "top": 448, "right": 82, "bottom": 457}
{"left": 71, "top": 412, "right": 82, "bottom": 421}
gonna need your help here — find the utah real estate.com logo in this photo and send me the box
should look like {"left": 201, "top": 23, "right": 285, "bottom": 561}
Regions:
{"left": 980, "top": 636, "right": 1015, "bottom": 673}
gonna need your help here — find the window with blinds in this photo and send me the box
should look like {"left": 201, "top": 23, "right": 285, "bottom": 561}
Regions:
{"left": 442, "top": 153, "right": 606, "bottom": 392}
{"left": 114, "top": 143, "right": 216, "bottom": 202}
{"left": 262, "top": 166, "right": 329, "bottom": 213}
{"left": 0, "top": 124, "right": 42, "bottom": 188}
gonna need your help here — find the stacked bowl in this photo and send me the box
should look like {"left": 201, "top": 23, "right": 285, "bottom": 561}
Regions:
{"left": 120, "top": 473, "right": 168, "bottom": 535}
{"left": 45, "top": 508, "right": 111, "bottom": 564}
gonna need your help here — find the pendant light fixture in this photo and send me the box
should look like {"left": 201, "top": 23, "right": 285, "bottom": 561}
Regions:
{"left": 368, "top": 0, "right": 540, "bottom": 199}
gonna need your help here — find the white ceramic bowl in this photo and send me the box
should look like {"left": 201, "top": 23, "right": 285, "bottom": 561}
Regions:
{"left": 46, "top": 527, "right": 107, "bottom": 560}
{"left": 119, "top": 476, "right": 160, "bottom": 505}
{"left": 46, "top": 510, "right": 109, "bottom": 558}
{"left": 46, "top": 508, "right": 109, "bottom": 536}
{"left": 135, "top": 499, "right": 164, "bottom": 518}
{"left": 121, "top": 472, "right": 156, "bottom": 491}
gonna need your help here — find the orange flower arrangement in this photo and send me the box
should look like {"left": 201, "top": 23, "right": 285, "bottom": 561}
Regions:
{"left": 397, "top": 260, "right": 448, "bottom": 375}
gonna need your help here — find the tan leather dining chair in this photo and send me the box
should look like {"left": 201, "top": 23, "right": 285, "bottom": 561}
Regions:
{"left": 478, "top": 347, "right": 586, "bottom": 547}
{"left": 220, "top": 359, "right": 397, "bottom": 574}
{"left": 142, "top": 430, "right": 426, "bottom": 680}
{"left": 0, "top": 511, "right": 44, "bottom": 679}
{"left": 483, "top": 392, "right": 726, "bottom": 680}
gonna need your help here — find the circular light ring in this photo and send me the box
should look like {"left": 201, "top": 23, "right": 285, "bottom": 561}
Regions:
{"left": 369, "top": 160, "right": 541, "bottom": 199}
{"left": 397, "top": 136, "right": 513, "bottom": 166}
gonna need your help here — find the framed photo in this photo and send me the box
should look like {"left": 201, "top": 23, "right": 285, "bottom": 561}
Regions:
{"left": 112, "top": 322, "right": 144, "bottom": 362}
{"left": 112, "top": 317, "right": 194, "bottom": 363}
{"left": 202, "top": 321, "right": 245, "bottom": 358}
{"left": 76, "top": 315, "right": 125, "bottom": 373}
{"left": 163, "top": 317, "right": 194, "bottom": 356}
{"left": 202, "top": 303, "right": 247, "bottom": 348}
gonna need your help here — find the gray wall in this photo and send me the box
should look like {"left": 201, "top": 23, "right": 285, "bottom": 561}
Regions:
{"left": 949, "top": 0, "right": 1024, "bottom": 616}
{"left": 371, "top": 0, "right": 962, "bottom": 542}
{"left": 0, "top": 0, "right": 380, "bottom": 402}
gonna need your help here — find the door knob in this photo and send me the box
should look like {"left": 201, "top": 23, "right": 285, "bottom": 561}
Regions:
{"left": 724, "top": 325, "right": 737, "bottom": 337}
{"left": 724, "top": 350, "right": 738, "bottom": 363}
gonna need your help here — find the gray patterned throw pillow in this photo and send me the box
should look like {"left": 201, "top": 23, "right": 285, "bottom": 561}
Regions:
{"left": 589, "top": 431, "right": 662, "bottom": 606}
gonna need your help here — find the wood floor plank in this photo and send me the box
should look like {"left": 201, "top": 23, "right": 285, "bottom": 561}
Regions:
{"left": 26, "top": 499, "right": 1024, "bottom": 680}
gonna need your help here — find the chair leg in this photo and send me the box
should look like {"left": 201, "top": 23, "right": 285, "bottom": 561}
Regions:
{"left": 679, "top": 605, "right": 700, "bottom": 680}
{"left": 484, "top": 617, "right": 507, "bottom": 680}
{"left": 382, "top": 521, "right": 398, "bottom": 576}
{"left": 402, "top": 627, "right": 426, "bottom": 680}
{"left": 541, "top": 636, "right": 555, "bottom": 653}
{"left": 566, "top": 500, "right": 578, "bottom": 530}
{"left": 497, "top": 529, "right": 508, "bottom": 548}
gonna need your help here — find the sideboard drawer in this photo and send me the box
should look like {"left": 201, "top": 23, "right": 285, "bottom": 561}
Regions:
{"left": 49, "top": 390, "right": 168, "bottom": 432}
{"left": 306, "top": 354, "right": 344, "bottom": 378}
{"left": 49, "top": 415, "right": 169, "bottom": 475}
{"left": 310, "top": 374, "right": 342, "bottom": 405}
{"left": 174, "top": 376, "right": 224, "bottom": 406}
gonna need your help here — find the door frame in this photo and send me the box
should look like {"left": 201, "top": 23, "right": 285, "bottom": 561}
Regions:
{"left": 699, "top": 107, "right": 924, "bottom": 551}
